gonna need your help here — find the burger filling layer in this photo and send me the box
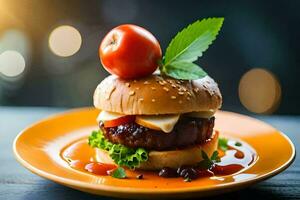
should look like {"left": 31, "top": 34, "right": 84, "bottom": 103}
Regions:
{"left": 99, "top": 116, "right": 214, "bottom": 151}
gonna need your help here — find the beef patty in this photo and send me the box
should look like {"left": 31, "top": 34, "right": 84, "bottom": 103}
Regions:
{"left": 100, "top": 116, "right": 215, "bottom": 151}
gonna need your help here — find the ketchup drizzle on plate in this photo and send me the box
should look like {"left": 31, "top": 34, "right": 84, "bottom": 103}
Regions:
{"left": 61, "top": 137, "right": 256, "bottom": 180}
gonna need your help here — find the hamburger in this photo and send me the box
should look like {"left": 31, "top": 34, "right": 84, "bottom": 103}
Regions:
{"left": 89, "top": 74, "right": 222, "bottom": 171}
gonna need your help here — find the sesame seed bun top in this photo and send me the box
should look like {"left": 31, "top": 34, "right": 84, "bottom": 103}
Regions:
{"left": 93, "top": 74, "right": 222, "bottom": 115}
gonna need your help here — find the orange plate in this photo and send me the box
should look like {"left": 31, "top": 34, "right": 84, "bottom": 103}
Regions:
{"left": 13, "top": 108, "right": 295, "bottom": 199}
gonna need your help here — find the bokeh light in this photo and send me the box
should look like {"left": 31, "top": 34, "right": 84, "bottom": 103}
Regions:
{"left": 239, "top": 68, "right": 281, "bottom": 114}
{"left": 0, "top": 29, "right": 30, "bottom": 58}
{"left": 0, "top": 50, "right": 26, "bottom": 77}
{"left": 48, "top": 25, "right": 82, "bottom": 57}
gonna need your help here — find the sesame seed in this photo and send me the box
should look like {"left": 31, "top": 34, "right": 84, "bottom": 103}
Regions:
{"left": 194, "top": 88, "right": 199, "bottom": 93}
{"left": 187, "top": 92, "right": 192, "bottom": 96}
{"left": 187, "top": 97, "right": 191, "bottom": 100}
{"left": 178, "top": 92, "right": 184, "bottom": 95}
{"left": 129, "top": 91, "right": 135, "bottom": 96}
{"left": 105, "top": 95, "right": 110, "bottom": 100}
{"left": 159, "top": 81, "right": 166, "bottom": 85}
{"left": 176, "top": 80, "right": 181, "bottom": 84}
{"left": 206, "top": 90, "right": 213, "bottom": 96}
{"left": 179, "top": 100, "right": 183, "bottom": 104}
{"left": 139, "top": 98, "right": 144, "bottom": 101}
{"left": 171, "top": 96, "right": 176, "bottom": 99}
{"left": 144, "top": 81, "right": 150, "bottom": 85}
{"left": 155, "top": 76, "right": 161, "bottom": 81}
{"left": 163, "top": 87, "right": 169, "bottom": 92}
{"left": 151, "top": 87, "right": 156, "bottom": 90}
{"left": 171, "top": 84, "right": 177, "bottom": 88}
{"left": 134, "top": 80, "right": 137, "bottom": 83}
{"left": 136, "top": 87, "right": 140, "bottom": 90}
{"left": 126, "top": 82, "right": 130, "bottom": 87}
{"left": 152, "top": 99, "right": 156, "bottom": 102}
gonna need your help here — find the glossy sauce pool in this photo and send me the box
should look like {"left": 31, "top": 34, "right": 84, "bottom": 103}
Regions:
{"left": 211, "top": 140, "right": 255, "bottom": 176}
{"left": 61, "top": 137, "right": 257, "bottom": 180}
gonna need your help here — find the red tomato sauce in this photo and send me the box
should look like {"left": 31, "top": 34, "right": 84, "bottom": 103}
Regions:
{"left": 61, "top": 139, "right": 117, "bottom": 176}
{"left": 61, "top": 137, "right": 256, "bottom": 179}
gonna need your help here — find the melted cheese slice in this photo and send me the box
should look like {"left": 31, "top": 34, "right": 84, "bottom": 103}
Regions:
{"left": 96, "top": 111, "right": 125, "bottom": 122}
{"left": 135, "top": 114, "right": 180, "bottom": 133}
{"left": 97, "top": 110, "right": 214, "bottom": 133}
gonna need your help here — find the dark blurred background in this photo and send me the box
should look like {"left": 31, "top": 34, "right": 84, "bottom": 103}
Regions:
{"left": 0, "top": 0, "right": 299, "bottom": 115}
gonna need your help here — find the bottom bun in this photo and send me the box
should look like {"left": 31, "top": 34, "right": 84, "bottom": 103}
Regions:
{"left": 96, "top": 131, "right": 219, "bottom": 170}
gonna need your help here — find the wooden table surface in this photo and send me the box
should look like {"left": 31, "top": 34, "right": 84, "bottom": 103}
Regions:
{"left": 0, "top": 107, "right": 299, "bottom": 200}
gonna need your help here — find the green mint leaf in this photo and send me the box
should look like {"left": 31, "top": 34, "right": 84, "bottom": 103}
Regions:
{"left": 89, "top": 130, "right": 148, "bottom": 169}
{"left": 198, "top": 150, "right": 220, "bottom": 169}
{"left": 218, "top": 137, "right": 228, "bottom": 151}
{"left": 212, "top": 151, "right": 221, "bottom": 163}
{"left": 111, "top": 167, "right": 126, "bottom": 179}
{"left": 198, "top": 150, "right": 213, "bottom": 170}
{"left": 161, "top": 17, "right": 224, "bottom": 80}
{"left": 164, "top": 18, "right": 224, "bottom": 64}
{"left": 198, "top": 159, "right": 213, "bottom": 170}
{"left": 210, "top": 151, "right": 219, "bottom": 161}
{"left": 162, "top": 61, "right": 207, "bottom": 80}
{"left": 235, "top": 141, "right": 242, "bottom": 147}
{"left": 201, "top": 150, "right": 210, "bottom": 160}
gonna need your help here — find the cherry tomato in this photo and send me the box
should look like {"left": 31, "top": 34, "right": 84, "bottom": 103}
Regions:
{"left": 99, "top": 24, "right": 162, "bottom": 79}
{"left": 104, "top": 115, "right": 136, "bottom": 128}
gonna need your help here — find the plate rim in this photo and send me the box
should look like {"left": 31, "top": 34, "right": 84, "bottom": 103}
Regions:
{"left": 13, "top": 108, "right": 296, "bottom": 195}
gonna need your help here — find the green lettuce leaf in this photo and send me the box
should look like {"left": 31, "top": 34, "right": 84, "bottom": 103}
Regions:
{"left": 88, "top": 130, "right": 148, "bottom": 169}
